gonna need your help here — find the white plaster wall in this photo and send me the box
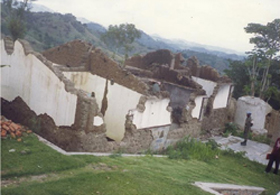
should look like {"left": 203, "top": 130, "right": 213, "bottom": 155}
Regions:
{"left": 63, "top": 72, "right": 172, "bottom": 141}
{"left": 234, "top": 96, "right": 272, "bottom": 132}
{"left": 192, "top": 76, "right": 216, "bottom": 97}
{"left": 192, "top": 95, "right": 207, "bottom": 119}
{"left": 132, "top": 98, "right": 171, "bottom": 129}
{"left": 105, "top": 82, "right": 143, "bottom": 141}
{"left": 0, "top": 40, "right": 77, "bottom": 126}
{"left": 213, "top": 84, "right": 231, "bottom": 109}
{"left": 64, "top": 72, "right": 105, "bottom": 106}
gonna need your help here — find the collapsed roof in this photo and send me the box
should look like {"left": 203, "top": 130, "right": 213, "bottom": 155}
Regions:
{"left": 43, "top": 40, "right": 231, "bottom": 97}
{"left": 42, "top": 40, "right": 148, "bottom": 95}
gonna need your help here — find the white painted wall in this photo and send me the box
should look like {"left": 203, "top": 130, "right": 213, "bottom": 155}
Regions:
{"left": 192, "top": 76, "right": 216, "bottom": 97}
{"left": 64, "top": 72, "right": 105, "bottom": 106}
{"left": 234, "top": 96, "right": 272, "bottom": 133}
{"left": 213, "top": 84, "right": 231, "bottom": 109}
{"left": 191, "top": 76, "right": 218, "bottom": 120}
{"left": 132, "top": 98, "right": 171, "bottom": 129}
{"left": 192, "top": 77, "right": 231, "bottom": 111}
{"left": 64, "top": 72, "right": 172, "bottom": 141}
{"left": 0, "top": 40, "right": 77, "bottom": 126}
{"left": 192, "top": 95, "right": 207, "bottom": 119}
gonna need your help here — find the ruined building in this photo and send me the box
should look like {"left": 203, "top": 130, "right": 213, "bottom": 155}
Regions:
{"left": 1, "top": 38, "right": 236, "bottom": 153}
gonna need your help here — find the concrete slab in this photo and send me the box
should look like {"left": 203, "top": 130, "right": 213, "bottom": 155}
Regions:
{"left": 212, "top": 136, "right": 272, "bottom": 165}
{"left": 194, "top": 182, "right": 265, "bottom": 195}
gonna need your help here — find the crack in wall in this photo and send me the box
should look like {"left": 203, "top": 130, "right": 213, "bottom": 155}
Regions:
{"left": 100, "top": 79, "right": 109, "bottom": 116}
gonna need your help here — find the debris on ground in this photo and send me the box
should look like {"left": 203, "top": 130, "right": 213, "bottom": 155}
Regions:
{"left": 1, "top": 115, "right": 32, "bottom": 140}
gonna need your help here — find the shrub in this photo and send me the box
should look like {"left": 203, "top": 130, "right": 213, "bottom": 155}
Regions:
{"left": 165, "top": 136, "right": 220, "bottom": 162}
{"left": 223, "top": 122, "right": 240, "bottom": 137}
{"left": 206, "top": 139, "right": 220, "bottom": 150}
{"left": 252, "top": 134, "right": 271, "bottom": 145}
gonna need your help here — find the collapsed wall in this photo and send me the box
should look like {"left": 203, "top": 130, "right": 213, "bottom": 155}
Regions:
{"left": 1, "top": 38, "right": 78, "bottom": 126}
{"left": 125, "top": 49, "right": 174, "bottom": 69}
{"left": 187, "top": 57, "right": 234, "bottom": 132}
{"left": 126, "top": 50, "right": 235, "bottom": 134}
{"left": 1, "top": 37, "right": 236, "bottom": 153}
{"left": 41, "top": 40, "right": 214, "bottom": 149}
{"left": 125, "top": 50, "right": 202, "bottom": 91}
{"left": 43, "top": 40, "right": 148, "bottom": 95}
{"left": 265, "top": 110, "right": 280, "bottom": 145}
{"left": 186, "top": 56, "right": 231, "bottom": 83}
{"left": 43, "top": 40, "right": 153, "bottom": 141}
{"left": 1, "top": 96, "right": 118, "bottom": 152}
{"left": 0, "top": 38, "right": 177, "bottom": 153}
{"left": 0, "top": 37, "right": 115, "bottom": 152}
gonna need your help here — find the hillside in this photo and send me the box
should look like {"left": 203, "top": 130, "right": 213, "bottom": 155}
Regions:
{"left": 1, "top": 133, "right": 279, "bottom": 195}
{"left": 1, "top": 4, "right": 244, "bottom": 72}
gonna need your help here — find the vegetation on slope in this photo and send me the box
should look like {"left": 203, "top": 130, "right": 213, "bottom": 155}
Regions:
{"left": 1, "top": 134, "right": 279, "bottom": 195}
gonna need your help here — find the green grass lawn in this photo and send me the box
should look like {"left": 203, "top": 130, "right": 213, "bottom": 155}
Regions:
{"left": 1, "top": 134, "right": 279, "bottom": 195}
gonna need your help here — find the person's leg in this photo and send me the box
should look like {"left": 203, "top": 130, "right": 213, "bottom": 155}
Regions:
{"left": 273, "top": 157, "right": 279, "bottom": 174}
{"left": 265, "top": 155, "right": 275, "bottom": 173}
{"left": 241, "top": 130, "right": 248, "bottom": 146}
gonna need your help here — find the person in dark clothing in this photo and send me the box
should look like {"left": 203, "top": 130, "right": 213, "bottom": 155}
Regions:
{"left": 265, "top": 137, "right": 280, "bottom": 174}
{"left": 241, "top": 112, "right": 253, "bottom": 146}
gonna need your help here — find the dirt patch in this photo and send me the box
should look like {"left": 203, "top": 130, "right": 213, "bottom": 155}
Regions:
{"left": 90, "top": 163, "right": 119, "bottom": 171}
{"left": 1, "top": 163, "right": 120, "bottom": 188}
{"left": 1, "top": 173, "right": 56, "bottom": 187}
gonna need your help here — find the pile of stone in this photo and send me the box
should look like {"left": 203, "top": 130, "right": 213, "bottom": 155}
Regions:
{"left": 1, "top": 116, "right": 32, "bottom": 140}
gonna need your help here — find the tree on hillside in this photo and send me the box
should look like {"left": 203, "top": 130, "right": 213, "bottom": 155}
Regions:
{"left": 224, "top": 60, "right": 250, "bottom": 98}
{"left": 244, "top": 19, "right": 280, "bottom": 99}
{"left": 101, "top": 23, "right": 141, "bottom": 62}
{"left": 225, "top": 19, "right": 280, "bottom": 110}
{"left": 225, "top": 58, "right": 280, "bottom": 110}
{"left": 2, "top": 0, "right": 35, "bottom": 41}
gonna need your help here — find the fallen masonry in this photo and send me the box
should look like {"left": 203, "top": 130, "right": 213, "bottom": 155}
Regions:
{"left": 1, "top": 37, "right": 279, "bottom": 154}
{"left": 1, "top": 115, "right": 32, "bottom": 141}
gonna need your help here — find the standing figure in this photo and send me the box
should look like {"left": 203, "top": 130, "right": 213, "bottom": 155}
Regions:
{"left": 241, "top": 112, "right": 253, "bottom": 146}
{"left": 265, "top": 137, "right": 280, "bottom": 174}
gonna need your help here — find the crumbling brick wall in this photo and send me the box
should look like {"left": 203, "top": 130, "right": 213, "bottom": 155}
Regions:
{"left": 1, "top": 96, "right": 114, "bottom": 152}
{"left": 43, "top": 40, "right": 149, "bottom": 95}
{"left": 167, "top": 119, "right": 201, "bottom": 141}
{"left": 125, "top": 49, "right": 173, "bottom": 69}
{"left": 1, "top": 38, "right": 113, "bottom": 151}
{"left": 42, "top": 40, "right": 94, "bottom": 67}
{"left": 265, "top": 110, "right": 280, "bottom": 145}
{"left": 201, "top": 87, "right": 236, "bottom": 132}
{"left": 174, "top": 53, "right": 185, "bottom": 69}
{"left": 88, "top": 49, "right": 148, "bottom": 95}
{"left": 152, "top": 65, "right": 193, "bottom": 85}
{"left": 186, "top": 56, "right": 231, "bottom": 83}
{"left": 1, "top": 37, "right": 238, "bottom": 154}
{"left": 186, "top": 56, "right": 200, "bottom": 76}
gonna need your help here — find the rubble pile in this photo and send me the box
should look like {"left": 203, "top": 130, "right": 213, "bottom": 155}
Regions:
{"left": 1, "top": 115, "right": 32, "bottom": 140}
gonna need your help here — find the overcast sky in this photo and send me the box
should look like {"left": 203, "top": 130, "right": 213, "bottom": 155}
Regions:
{"left": 33, "top": 0, "right": 280, "bottom": 53}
